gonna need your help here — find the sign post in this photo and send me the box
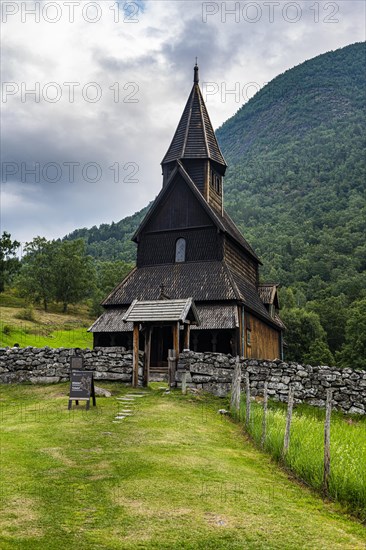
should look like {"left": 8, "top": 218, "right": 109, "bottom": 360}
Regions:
{"left": 68, "top": 366, "right": 96, "bottom": 410}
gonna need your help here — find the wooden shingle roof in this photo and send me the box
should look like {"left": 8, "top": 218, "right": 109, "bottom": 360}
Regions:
{"left": 89, "top": 302, "right": 239, "bottom": 333}
{"left": 161, "top": 65, "right": 226, "bottom": 167}
{"left": 88, "top": 307, "right": 132, "bottom": 333}
{"left": 122, "top": 298, "right": 199, "bottom": 324}
{"left": 101, "top": 261, "right": 282, "bottom": 330}
{"left": 258, "top": 283, "right": 280, "bottom": 307}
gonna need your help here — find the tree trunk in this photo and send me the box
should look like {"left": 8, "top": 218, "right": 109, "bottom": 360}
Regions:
{"left": 63, "top": 302, "right": 68, "bottom": 313}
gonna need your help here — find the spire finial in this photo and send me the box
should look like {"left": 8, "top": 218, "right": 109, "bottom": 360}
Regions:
{"left": 194, "top": 58, "right": 199, "bottom": 84}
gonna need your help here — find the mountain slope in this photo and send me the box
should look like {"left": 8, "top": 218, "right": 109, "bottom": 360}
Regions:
{"left": 218, "top": 41, "right": 366, "bottom": 302}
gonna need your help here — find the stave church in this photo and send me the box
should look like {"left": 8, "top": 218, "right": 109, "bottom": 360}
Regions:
{"left": 89, "top": 64, "right": 284, "bottom": 378}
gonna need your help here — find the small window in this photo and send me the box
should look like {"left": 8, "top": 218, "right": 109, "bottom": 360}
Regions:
{"left": 210, "top": 170, "right": 221, "bottom": 193}
{"left": 175, "top": 238, "right": 186, "bottom": 262}
{"left": 246, "top": 329, "right": 251, "bottom": 347}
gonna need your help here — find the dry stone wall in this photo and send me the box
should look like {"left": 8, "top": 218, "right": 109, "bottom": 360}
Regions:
{"left": 1, "top": 347, "right": 365, "bottom": 414}
{"left": 176, "top": 351, "right": 366, "bottom": 415}
{"left": 0, "top": 346, "right": 142, "bottom": 385}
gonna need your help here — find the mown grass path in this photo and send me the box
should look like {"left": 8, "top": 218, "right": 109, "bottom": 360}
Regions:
{"left": 0, "top": 383, "right": 365, "bottom": 549}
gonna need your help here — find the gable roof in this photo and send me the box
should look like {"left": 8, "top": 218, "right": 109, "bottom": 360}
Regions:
{"left": 122, "top": 297, "right": 200, "bottom": 324}
{"left": 132, "top": 161, "right": 261, "bottom": 263}
{"left": 161, "top": 67, "right": 226, "bottom": 167}
{"left": 258, "top": 283, "right": 280, "bottom": 307}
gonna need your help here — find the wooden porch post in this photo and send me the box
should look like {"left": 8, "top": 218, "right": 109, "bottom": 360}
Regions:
{"left": 183, "top": 322, "right": 191, "bottom": 350}
{"left": 143, "top": 325, "right": 152, "bottom": 387}
{"left": 173, "top": 321, "right": 180, "bottom": 357}
{"left": 132, "top": 323, "right": 139, "bottom": 387}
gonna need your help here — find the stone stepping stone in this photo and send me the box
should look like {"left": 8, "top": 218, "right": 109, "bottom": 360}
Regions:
{"left": 118, "top": 398, "right": 135, "bottom": 401}
{"left": 115, "top": 397, "right": 134, "bottom": 401}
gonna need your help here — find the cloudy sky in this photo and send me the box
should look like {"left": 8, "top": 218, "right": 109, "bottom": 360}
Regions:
{"left": 1, "top": 0, "right": 365, "bottom": 246}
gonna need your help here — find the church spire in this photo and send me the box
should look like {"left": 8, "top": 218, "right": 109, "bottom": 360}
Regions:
{"left": 161, "top": 64, "right": 226, "bottom": 168}
{"left": 194, "top": 59, "right": 199, "bottom": 84}
{"left": 161, "top": 63, "right": 227, "bottom": 214}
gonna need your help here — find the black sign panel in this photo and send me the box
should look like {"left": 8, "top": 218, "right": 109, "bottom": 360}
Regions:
{"left": 68, "top": 370, "right": 96, "bottom": 410}
{"left": 70, "top": 357, "right": 84, "bottom": 371}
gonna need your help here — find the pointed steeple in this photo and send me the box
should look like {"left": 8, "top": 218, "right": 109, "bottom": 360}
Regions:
{"left": 194, "top": 59, "right": 199, "bottom": 84}
{"left": 161, "top": 64, "right": 226, "bottom": 168}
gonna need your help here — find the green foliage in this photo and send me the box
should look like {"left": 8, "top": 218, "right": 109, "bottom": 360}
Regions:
{"left": 95, "top": 260, "right": 134, "bottom": 294}
{"left": 281, "top": 308, "right": 334, "bottom": 365}
{"left": 2, "top": 324, "right": 12, "bottom": 336}
{"left": 89, "top": 260, "right": 134, "bottom": 317}
{"left": 0, "top": 231, "right": 20, "bottom": 292}
{"left": 63, "top": 206, "right": 149, "bottom": 262}
{"left": 16, "top": 237, "right": 57, "bottom": 311}
{"left": 53, "top": 239, "right": 95, "bottom": 312}
{"left": 336, "top": 298, "right": 366, "bottom": 369}
{"left": 16, "top": 238, "right": 96, "bottom": 313}
{"left": 306, "top": 295, "right": 348, "bottom": 354}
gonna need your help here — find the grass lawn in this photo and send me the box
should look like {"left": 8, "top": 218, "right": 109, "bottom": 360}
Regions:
{"left": 0, "top": 383, "right": 365, "bottom": 549}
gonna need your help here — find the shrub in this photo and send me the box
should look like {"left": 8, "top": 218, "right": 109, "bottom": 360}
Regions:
{"left": 2, "top": 324, "right": 12, "bottom": 335}
{"left": 15, "top": 307, "right": 36, "bottom": 322}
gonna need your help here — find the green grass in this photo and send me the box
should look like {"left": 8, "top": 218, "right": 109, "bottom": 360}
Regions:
{"left": 0, "top": 384, "right": 365, "bottom": 549}
{"left": 0, "top": 325, "right": 92, "bottom": 348}
{"left": 0, "top": 303, "right": 93, "bottom": 348}
{"left": 238, "top": 398, "right": 366, "bottom": 520}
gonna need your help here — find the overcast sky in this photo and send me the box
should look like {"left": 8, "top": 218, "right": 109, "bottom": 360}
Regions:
{"left": 1, "top": 0, "right": 365, "bottom": 246}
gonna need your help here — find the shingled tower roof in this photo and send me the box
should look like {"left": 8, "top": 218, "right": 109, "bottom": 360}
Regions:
{"left": 161, "top": 63, "right": 227, "bottom": 168}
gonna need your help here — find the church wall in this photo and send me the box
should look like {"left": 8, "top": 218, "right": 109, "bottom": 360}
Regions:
{"left": 181, "top": 160, "right": 205, "bottom": 193}
{"left": 224, "top": 239, "right": 258, "bottom": 286}
{"left": 137, "top": 226, "right": 220, "bottom": 266}
{"left": 144, "top": 175, "right": 212, "bottom": 233}
{"left": 246, "top": 314, "right": 281, "bottom": 360}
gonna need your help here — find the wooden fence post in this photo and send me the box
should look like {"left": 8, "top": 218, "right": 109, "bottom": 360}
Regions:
{"left": 283, "top": 385, "right": 295, "bottom": 457}
{"left": 245, "top": 370, "right": 251, "bottom": 427}
{"left": 230, "top": 356, "right": 241, "bottom": 417}
{"left": 261, "top": 381, "right": 268, "bottom": 448}
{"left": 323, "top": 388, "right": 333, "bottom": 496}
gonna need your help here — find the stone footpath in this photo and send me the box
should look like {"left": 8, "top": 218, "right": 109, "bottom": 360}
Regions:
{"left": 113, "top": 392, "right": 147, "bottom": 423}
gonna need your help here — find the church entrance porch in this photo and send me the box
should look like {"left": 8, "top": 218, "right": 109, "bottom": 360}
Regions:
{"left": 149, "top": 326, "right": 172, "bottom": 381}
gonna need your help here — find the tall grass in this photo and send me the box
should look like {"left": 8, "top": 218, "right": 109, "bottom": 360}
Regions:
{"left": 239, "top": 398, "right": 366, "bottom": 520}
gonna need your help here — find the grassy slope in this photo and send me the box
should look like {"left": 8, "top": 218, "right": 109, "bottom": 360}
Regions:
{"left": 0, "top": 384, "right": 365, "bottom": 549}
{"left": 0, "top": 296, "right": 93, "bottom": 348}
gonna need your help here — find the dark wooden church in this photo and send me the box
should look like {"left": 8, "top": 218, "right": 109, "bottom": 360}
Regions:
{"left": 89, "top": 64, "right": 284, "bottom": 375}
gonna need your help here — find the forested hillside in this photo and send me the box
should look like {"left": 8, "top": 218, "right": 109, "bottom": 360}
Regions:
{"left": 61, "top": 42, "right": 365, "bottom": 365}
{"left": 64, "top": 206, "right": 149, "bottom": 263}
{"left": 219, "top": 41, "right": 365, "bottom": 300}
